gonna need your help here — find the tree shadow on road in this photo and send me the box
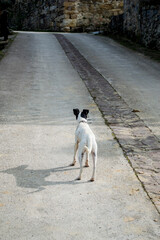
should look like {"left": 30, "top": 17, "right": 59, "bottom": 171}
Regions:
{"left": 0, "top": 165, "right": 86, "bottom": 193}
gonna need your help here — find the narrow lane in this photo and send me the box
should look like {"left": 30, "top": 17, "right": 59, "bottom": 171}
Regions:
{"left": 0, "top": 32, "right": 159, "bottom": 240}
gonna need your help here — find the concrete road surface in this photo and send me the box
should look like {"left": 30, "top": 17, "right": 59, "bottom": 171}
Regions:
{"left": 65, "top": 33, "right": 160, "bottom": 140}
{"left": 0, "top": 32, "right": 160, "bottom": 240}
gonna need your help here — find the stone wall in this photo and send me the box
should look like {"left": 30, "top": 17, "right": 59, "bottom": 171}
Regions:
{"left": 123, "top": 0, "right": 160, "bottom": 49}
{"left": 140, "top": 0, "right": 160, "bottom": 49}
{"left": 63, "top": 0, "right": 123, "bottom": 32}
{"left": 123, "top": 0, "right": 140, "bottom": 37}
{"left": 12, "top": 0, "right": 123, "bottom": 32}
{"left": 11, "top": 0, "right": 63, "bottom": 31}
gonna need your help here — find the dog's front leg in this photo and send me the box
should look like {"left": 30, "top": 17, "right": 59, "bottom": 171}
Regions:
{"left": 70, "top": 142, "right": 78, "bottom": 166}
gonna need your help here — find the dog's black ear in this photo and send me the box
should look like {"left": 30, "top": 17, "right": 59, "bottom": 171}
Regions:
{"left": 81, "top": 109, "right": 89, "bottom": 119}
{"left": 73, "top": 109, "right": 80, "bottom": 119}
{"left": 82, "top": 109, "right": 89, "bottom": 115}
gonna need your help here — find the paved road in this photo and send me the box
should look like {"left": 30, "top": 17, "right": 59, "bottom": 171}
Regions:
{"left": 0, "top": 32, "right": 160, "bottom": 240}
{"left": 65, "top": 33, "right": 160, "bottom": 140}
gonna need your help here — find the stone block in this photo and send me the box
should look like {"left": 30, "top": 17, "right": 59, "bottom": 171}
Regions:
{"left": 71, "top": 14, "right": 78, "bottom": 19}
{"left": 100, "top": 4, "right": 113, "bottom": 10}
{"left": 63, "top": 1, "right": 75, "bottom": 7}
{"left": 63, "top": 18, "right": 77, "bottom": 27}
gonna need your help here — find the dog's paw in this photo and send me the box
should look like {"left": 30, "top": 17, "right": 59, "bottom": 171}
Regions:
{"left": 90, "top": 178, "right": 95, "bottom": 182}
{"left": 70, "top": 163, "right": 75, "bottom": 167}
{"left": 84, "top": 164, "right": 89, "bottom": 167}
{"left": 76, "top": 177, "right": 81, "bottom": 181}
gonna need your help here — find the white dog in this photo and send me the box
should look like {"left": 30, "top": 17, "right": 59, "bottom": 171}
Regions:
{"left": 71, "top": 109, "right": 97, "bottom": 181}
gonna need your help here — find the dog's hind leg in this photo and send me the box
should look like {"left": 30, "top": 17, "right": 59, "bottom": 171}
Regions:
{"left": 70, "top": 142, "right": 78, "bottom": 166}
{"left": 76, "top": 152, "right": 84, "bottom": 180}
{"left": 85, "top": 151, "right": 89, "bottom": 167}
{"left": 90, "top": 151, "right": 97, "bottom": 182}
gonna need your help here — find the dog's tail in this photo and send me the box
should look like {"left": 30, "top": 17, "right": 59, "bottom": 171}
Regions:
{"left": 84, "top": 138, "right": 92, "bottom": 154}
{"left": 84, "top": 146, "right": 90, "bottom": 154}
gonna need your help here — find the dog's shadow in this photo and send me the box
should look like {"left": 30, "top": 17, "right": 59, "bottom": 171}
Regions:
{"left": 0, "top": 165, "right": 84, "bottom": 193}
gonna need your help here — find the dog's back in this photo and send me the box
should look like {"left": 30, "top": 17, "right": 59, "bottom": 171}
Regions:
{"left": 75, "top": 122, "right": 96, "bottom": 154}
